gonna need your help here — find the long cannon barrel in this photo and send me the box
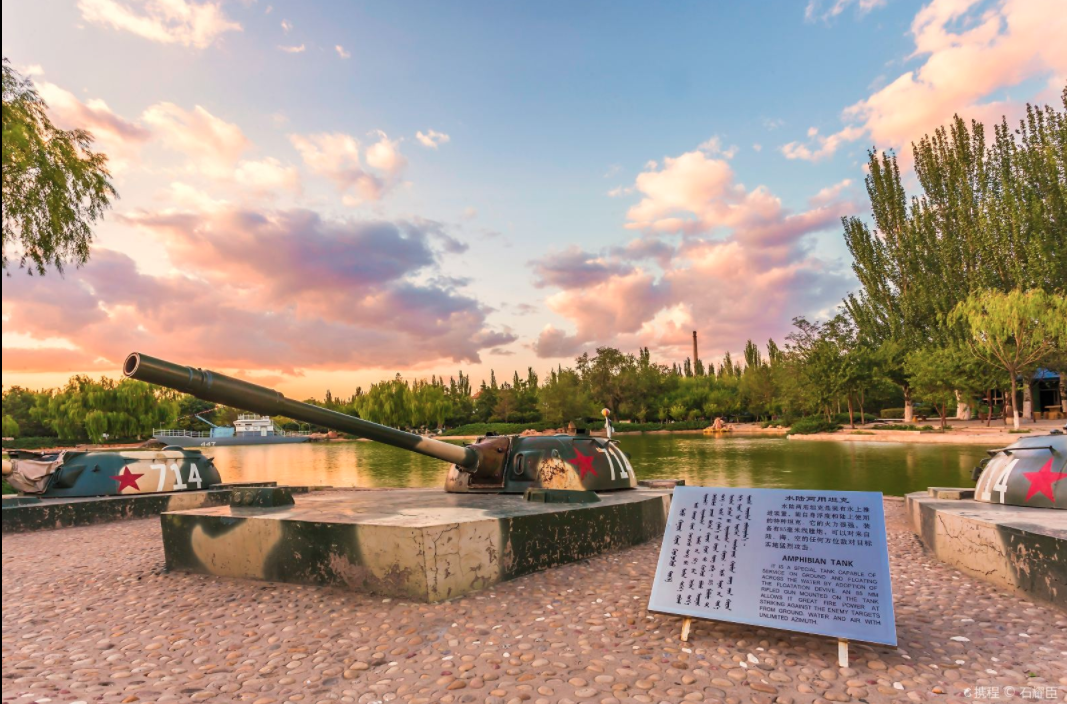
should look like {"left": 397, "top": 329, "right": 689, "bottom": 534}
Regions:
{"left": 123, "top": 352, "right": 479, "bottom": 469}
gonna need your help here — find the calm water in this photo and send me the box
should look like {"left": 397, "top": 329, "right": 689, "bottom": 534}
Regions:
{"left": 202, "top": 434, "right": 989, "bottom": 496}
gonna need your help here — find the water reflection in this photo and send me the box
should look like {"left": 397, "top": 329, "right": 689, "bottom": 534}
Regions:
{"left": 203, "top": 435, "right": 990, "bottom": 496}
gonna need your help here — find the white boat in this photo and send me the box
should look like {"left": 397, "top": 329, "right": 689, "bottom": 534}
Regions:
{"left": 153, "top": 413, "right": 311, "bottom": 447}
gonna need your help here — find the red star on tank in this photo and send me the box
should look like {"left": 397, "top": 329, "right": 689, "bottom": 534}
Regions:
{"left": 1023, "top": 457, "right": 1067, "bottom": 502}
{"left": 110, "top": 467, "right": 144, "bottom": 492}
{"left": 568, "top": 447, "right": 598, "bottom": 479}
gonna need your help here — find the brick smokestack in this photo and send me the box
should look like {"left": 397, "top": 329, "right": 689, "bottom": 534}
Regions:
{"left": 692, "top": 330, "right": 699, "bottom": 372}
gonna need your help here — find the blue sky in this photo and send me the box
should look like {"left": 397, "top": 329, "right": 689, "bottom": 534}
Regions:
{"left": 2, "top": 0, "right": 1063, "bottom": 395}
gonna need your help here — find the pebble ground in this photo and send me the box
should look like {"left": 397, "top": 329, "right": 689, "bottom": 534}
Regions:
{"left": 3, "top": 497, "right": 1065, "bottom": 704}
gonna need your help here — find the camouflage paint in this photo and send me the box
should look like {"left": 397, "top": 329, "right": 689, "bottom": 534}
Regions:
{"left": 159, "top": 488, "right": 672, "bottom": 602}
{"left": 906, "top": 492, "right": 1067, "bottom": 610}
{"left": 1, "top": 482, "right": 299, "bottom": 533}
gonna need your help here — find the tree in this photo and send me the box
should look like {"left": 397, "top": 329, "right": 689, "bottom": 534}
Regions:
{"left": 952, "top": 289, "right": 1067, "bottom": 429}
{"left": 2, "top": 413, "right": 18, "bottom": 438}
{"left": 2, "top": 59, "right": 116, "bottom": 273}
{"left": 904, "top": 347, "right": 975, "bottom": 429}
{"left": 2, "top": 385, "right": 55, "bottom": 436}
{"left": 842, "top": 90, "right": 1067, "bottom": 421}
{"left": 539, "top": 367, "right": 592, "bottom": 426}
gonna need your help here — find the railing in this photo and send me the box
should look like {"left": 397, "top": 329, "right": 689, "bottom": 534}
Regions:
{"left": 154, "top": 429, "right": 213, "bottom": 438}
{"left": 156, "top": 428, "right": 314, "bottom": 438}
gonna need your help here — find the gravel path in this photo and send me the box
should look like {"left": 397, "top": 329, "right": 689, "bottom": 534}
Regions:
{"left": 3, "top": 498, "right": 1065, "bottom": 704}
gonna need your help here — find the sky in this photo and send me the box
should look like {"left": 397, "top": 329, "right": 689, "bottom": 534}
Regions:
{"left": 2, "top": 0, "right": 1064, "bottom": 398}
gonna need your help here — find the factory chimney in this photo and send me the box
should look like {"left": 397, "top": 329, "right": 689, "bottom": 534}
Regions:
{"left": 692, "top": 331, "right": 699, "bottom": 374}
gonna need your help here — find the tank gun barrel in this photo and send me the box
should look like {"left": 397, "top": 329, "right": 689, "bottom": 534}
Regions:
{"left": 123, "top": 352, "right": 478, "bottom": 469}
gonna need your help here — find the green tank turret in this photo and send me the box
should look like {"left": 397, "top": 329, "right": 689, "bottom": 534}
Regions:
{"left": 123, "top": 352, "right": 638, "bottom": 493}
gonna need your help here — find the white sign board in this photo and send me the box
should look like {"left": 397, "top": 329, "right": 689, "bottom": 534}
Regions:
{"left": 648, "top": 487, "right": 896, "bottom": 646}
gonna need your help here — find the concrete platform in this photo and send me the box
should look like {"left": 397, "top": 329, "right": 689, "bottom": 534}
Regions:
{"left": 160, "top": 487, "right": 672, "bottom": 602}
{"left": 1, "top": 483, "right": 310, "bottom": 533}
{"left": 906, "top": 492, "right": 1067, "bottom": 610}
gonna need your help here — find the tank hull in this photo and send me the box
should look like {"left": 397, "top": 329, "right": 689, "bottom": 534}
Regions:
{"left": 152, "top": 433, "right": 311, "bottom": 448}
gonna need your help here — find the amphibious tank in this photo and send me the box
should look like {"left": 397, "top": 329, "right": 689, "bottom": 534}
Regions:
{"left": 3, "top": 447, "right": 221, "bottom": 498}
{"left": 123, "top": 352, "right": 638, "bottom": 494}
{"left": 972, "top": 432, "right": 1066, "bottom": 509}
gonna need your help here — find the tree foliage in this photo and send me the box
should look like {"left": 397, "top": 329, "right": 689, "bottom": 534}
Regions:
{"left": 952, "top": 289, "right": 1067, "bottom": 429}
{"left": 2, "top": 59, "right": 115, "bottom": 273}
{"left": 842, "top": 87, "right": 1067, "bottom": 420}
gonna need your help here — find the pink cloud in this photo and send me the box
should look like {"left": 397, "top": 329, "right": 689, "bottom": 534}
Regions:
{"left": 2, "top": 209, "right": 515, "bottom": 374}
{"left": 142, "top": 102, "right": 250, "bottom": 176}
{"left": 289, "top": 132, "right": 390, "bottom": 203}
{"left": 532, "top": 246, "right": 635, "bottom": 289}
{"left": 783, "top": 0, "right": 1067, "bottom": 160}
{"left": 531, "top": 144, "right": 856, "bottom": 360}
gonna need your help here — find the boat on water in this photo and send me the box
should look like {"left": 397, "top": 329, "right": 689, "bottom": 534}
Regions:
{"left": 153, "top": 413, "right": 311, "bottom": 447}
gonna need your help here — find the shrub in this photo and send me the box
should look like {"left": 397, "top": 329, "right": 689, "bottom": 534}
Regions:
{"left": 786, "top": 417, "right": 841, "bottom": 436}
{"left": 879, "top": 408, "right": 905, "bottom": 419}
{"left": 831, "top": 412, "right": 877, "bottom": 425}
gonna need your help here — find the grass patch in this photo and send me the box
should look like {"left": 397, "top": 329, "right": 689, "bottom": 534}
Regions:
{"left": 874, "top": 423, "right": 938, "bottom": 431}
{"left": 2, "top": 478, "right": 14, "bottom": 495}
{"left": 1008, "top": 429, "right": 1032, "bottom": 433}
{"left": 850, "top": 431, "right": 875, "bottom": 435}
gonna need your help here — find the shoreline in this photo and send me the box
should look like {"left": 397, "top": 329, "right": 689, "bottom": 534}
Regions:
{"left": 8, "top": 422, "right": 1057, "bottom": 452}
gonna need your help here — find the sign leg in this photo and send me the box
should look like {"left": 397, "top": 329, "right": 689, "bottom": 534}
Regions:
{"left": 837, "top": 639, "right": 849, "bottom": 668}
{"left": 680, "top": 618, "right": 693, "bottom": 642}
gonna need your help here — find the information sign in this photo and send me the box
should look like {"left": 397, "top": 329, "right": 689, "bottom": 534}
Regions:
{"left": 648, "top": 486, "right": 896, "bottom": 646}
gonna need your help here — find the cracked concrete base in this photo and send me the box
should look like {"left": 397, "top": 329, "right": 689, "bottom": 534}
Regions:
{"left": 905, "top": 492, "right": 1067, "bottom": 610}
{"left": 160, "top": 488, "right": 672, "bottom": 602}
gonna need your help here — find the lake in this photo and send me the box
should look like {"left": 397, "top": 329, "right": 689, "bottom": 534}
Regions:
{"left": 202, "top": 434, "right": 990, "bottom": 496}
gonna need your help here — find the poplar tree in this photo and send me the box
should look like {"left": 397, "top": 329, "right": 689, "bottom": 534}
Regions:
{"left": 843, "top": 88, "right": 1066, "bottom": 421}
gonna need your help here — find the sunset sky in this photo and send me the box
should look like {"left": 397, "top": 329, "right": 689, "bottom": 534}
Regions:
{"left": 2, "top": 0, "right": 1064, "bottom": 398}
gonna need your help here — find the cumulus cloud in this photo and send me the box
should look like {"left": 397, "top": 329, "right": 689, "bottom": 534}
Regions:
{"left": 143, "top": 102, "right": 249, "bottom": 176}
{"left": 278, "top": 44, "right": 306, "bottom": 54}
{"left": 531, "top": 246, "right": 636, "bottom": 289}
{"left": 364, "top": 130, "right": 407, "bottom": 175}
{"left": 531, "top": 143, "right": 857, "bottom": 359}
{"left": 2, "top": 209, "right": 513, "bottom": 372}
{"left": 785, "top": 0, "right": 1067, "bottom": 161}
{"left": 290, "top": 131, "right": 406, "bottom": 203}
{"left": 697, "top": 135, "right": 739, "bottom": 159}
{"left": 77, "top": 0, "right": 241, "bottom": 48}
{"left": 335, "top": 45, "right": 351, "bottom": 59}
{"left": 234, "top": 157, "right": 301, "bottom": 195}
{"left": 804, "top": 0, "right": 887, "bottom": 23}
{"left": 415, "top": 129, "right": 450, "bottom": 149}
